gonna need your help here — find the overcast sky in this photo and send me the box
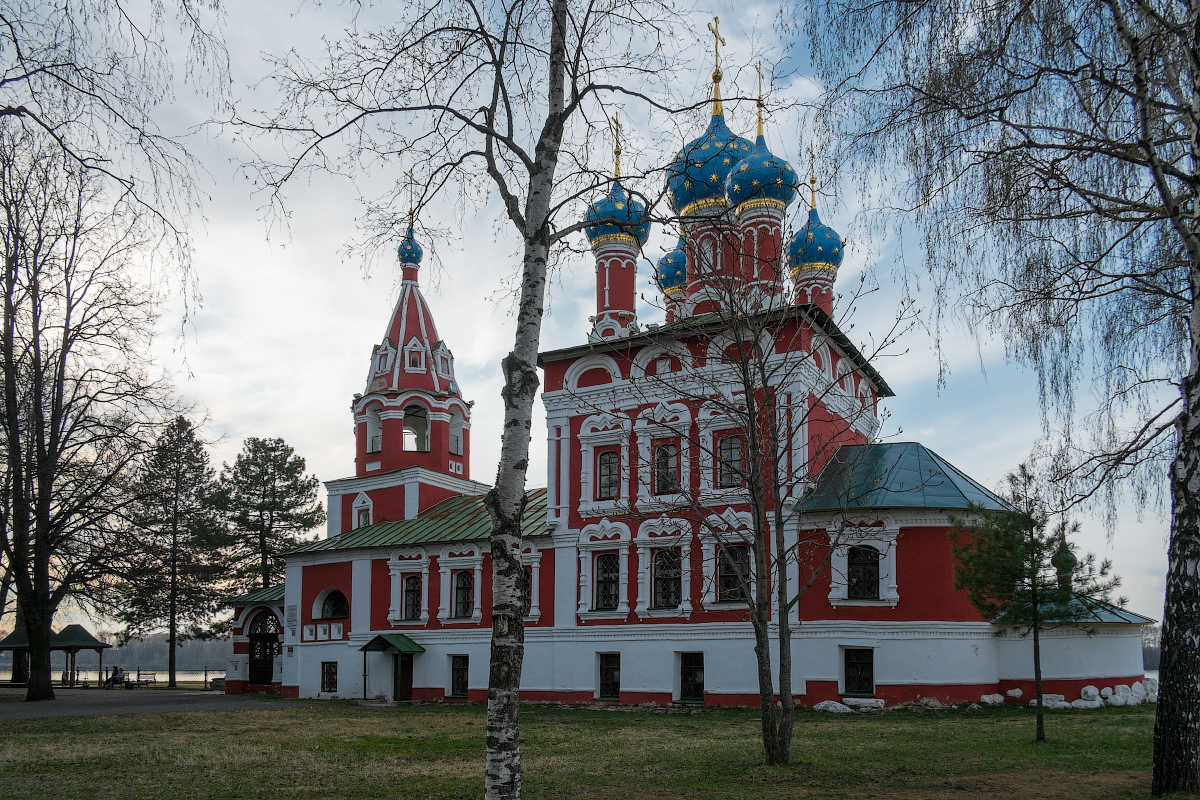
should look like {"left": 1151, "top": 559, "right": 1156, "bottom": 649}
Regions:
{"left": 111, "top": 0, "right": 1172, "bottom": 624}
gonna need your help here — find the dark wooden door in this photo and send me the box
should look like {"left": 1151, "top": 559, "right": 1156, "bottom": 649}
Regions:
{"left": 395, "top": 653, "right": 414, "bottom": 701}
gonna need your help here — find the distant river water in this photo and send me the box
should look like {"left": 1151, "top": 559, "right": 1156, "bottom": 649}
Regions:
{"left": 0, "top": 668, "right": 225, "bottom": 683}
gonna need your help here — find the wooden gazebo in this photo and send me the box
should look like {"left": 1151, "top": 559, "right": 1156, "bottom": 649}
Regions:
{"left": 0, "top": 622, "right": 111, "bottom": 687}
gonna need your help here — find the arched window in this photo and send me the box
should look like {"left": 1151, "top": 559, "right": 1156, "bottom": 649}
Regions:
{"left": 357, "top": 508, "right": 371, "bottom": 528}
{"left": 595, "top": 553, "right": 620, "bottom": 610}
{"left": 403, "top": 576, "right": 422, "bottom": 621}
{"left": 848, "top": 546, "right": 881, "bottom": 600}
{"left": 717, "top": 545, "right": 751, "bottom": 601}
{"left": 596, "top": 451, "right": 619, "bottom": 500}
{"left": 402, "top": 405, "right": 429, "bottom": 452}
{"left": 652, "top": 549, "right": 682, "bottom": 608}
{"left": 717, "top": 434, "right": 744, "bottom": 488}
{"left": 454, "top": 571, "right": 474, "bottom": 618}
{"left": 449, "top": 407, "right": 465, "bottom": 456}
{"left": 248, "top": 610, "right": 281, "bottom": 635}
{"left": 653, "top": 443, "right": 680, "bottom": 495}
{"left": 320, "top": 590, "right": 350, "bottom": 620}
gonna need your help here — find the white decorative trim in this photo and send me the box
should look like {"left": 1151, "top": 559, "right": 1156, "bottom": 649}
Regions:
{"left": 634, "top": 402, "right": 692, "bottom": 511}
{"left": 578, "top": 412, "right": 632, "bottom": 518}
{"left": 563, "top": 353, "right": 623, "bottom": 392}
{"left": 818, "top": 519, "right": 900, "bottom": 608}
{"left": 698, "top": 508, "right": 755, "bottom": 608}
{"left": 403, "top": 336, "right": 427, "bottom": 372}
{"left": 635, "top": 517, "right": 693, "bottom": 619}
{"left": 438, "top": 543, "right": 485, "bottom": 624}
{"left": 325, "top": 465, "right": 489, "bottom": 498}
{"left": 577, "top": 519, "right": 631, "bottom": 619}
{"left": 522, "top": 544, "right": 543, "bottom": 623}
{"left": 351, "top": 492, "right": 373, "bottom": 529}
{"left": 387, "top": 547, "right": 430, "bottom": 624}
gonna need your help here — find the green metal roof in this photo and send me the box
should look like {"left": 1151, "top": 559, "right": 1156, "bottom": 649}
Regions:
{"left": 227, "top": 584, "right": 286, "bottom": 607}
{"left": 360, "top": 633, "right": 426, "bottom": 653}
{"left": 288, "top": 488, "right": 547, "bottom": 554}
{"left": 0, "top": 621, "right": 27, "bottom": 650}
{"left": 799, "top": 443, "right": 1010, "bottom": 513}
{"left": 998, "top": 595, "right": 1155, "bottom": 626}
{"left": 538, "top": 303, "right": 894, "bottom": 398}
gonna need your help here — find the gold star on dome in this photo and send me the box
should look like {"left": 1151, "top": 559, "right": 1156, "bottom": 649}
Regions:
{"left": 684, "top": 180, "right": 692, "bottom": 189}
{"left": 740, "top": 164, "right": 749, "bottom": 171}
{"left": 615, "top": 202, "right": 625, "bottom": 209}
{"left": 762, "top": 161, "right": 770, "bottom": 167}
{"left": 784, "top": 164, "right": 793, "bottom": 171}
{"left": 701, "top": 143, "right": 710, "bottom": 150}
{"left": 742, "top": 144, "right": 750, "bottom": 150}
{"left": 817, "top": 246, "right": 824, "bottom": 252}
{"left": 775, "top": 177, "right": 783, "bottom": 185}
{"left": 733, "top": 183, "right": 741, "bottom": 191}
{"left": 723, "top": 158, "right": 731, "bottom": 165}
{"left": 694, "top": 162, "right": 703, "bottom": 168}
{"left": 710, "top": 172, "right": 719, "bottom": 182}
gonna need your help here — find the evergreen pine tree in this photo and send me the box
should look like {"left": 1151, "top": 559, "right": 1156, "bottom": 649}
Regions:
{"left": 950, "top": 466, "right": 1124, "bottom": 742}
{"left": 212, "top": 437, "right": 325, "bottom": 590}
{"left": 118, "top": 417, "right": 225, "bottom": 688}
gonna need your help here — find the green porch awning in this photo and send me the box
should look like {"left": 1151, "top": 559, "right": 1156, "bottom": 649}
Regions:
{"left": 359, "top": 634, "right": 425, "bottom": 653}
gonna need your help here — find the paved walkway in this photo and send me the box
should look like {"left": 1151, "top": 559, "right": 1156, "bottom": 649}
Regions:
{"left": 0, "top": 687, "right": 290, "bottom": 720}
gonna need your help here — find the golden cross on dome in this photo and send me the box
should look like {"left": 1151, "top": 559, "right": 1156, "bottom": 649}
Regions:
{"left": 810, "top": 174, "right": 818, "bottom": 209}
{"left": 613, "top": 111, "right": 623, "bottom": 179}
{"left": 707, "top": 16, "right": 725, "bottom": 115}
{"left": 756, "top": 61, "right": 765, "bottom": 137}
{"left": 406, "top": 170, "right": 416, "bottom": 223}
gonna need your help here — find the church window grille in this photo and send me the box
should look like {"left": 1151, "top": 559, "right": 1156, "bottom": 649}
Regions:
{"left": 680, "top": 653, "right": 704, "bottom": 702}
{"left": 718, "top": 546, "right": 751, "bottom": 601}
{"left": 652, "top": 549, "right": 682, "bottom": 608}
{"left": 321, "top": 661, "right": 338, "bottom": 693}
{"left": 450, "top": 655, "right": 469, "bottom": 697}
{"left": 595, "top": 553, "right": 620, "bottom": 610}
{"left": 844, "top": 649, "right": 874, "bottom": 695}
{"left": 596, "top": 450, "right": 619, "bottom": 500}
{"left": 717, "top": 434, "right": 745, "bottom": 488}
{"left": 454, "top": 571, "right": 474, "bottom": 618}
{"left": 655, "top": 357, "right": 672, "bottom": 375}
{"left": 522, "top": 566, "right": 533, "bottom": 616}
{"left": 599, "top": 653, "right": 620, "bottom": 700}
{"left": 653, "top": 443, "right": 680, "bottom": 495}
{"left": 357, "top": 508, "right": 371, "bottom": 528}
{"left": 320, "top": 590, "right": 349, "bottom": 620}
{"left": 848, "top": 546, "right": 881, "bottom": 600}
{"left": 403, "top": 576, "right": 422, "bottom": 621}
{"left": 402, "top": 405, "right": 429, "bottom": 452}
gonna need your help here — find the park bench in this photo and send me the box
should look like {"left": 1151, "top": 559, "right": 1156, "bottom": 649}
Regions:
{"left": 123, "top": 671, "right": 157, "bottom": 688}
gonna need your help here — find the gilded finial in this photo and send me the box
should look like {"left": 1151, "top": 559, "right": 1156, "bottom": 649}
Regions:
{"left": 809, "top": 175, "right": 817, "bottom": 209}
{"left": 756, "top": 62, "right": 764, "bottom": 138}
{"left": 613, "top": 111, "right": 623, "bottom": 179}
{"left": 407, "top": 170, "right": 415, "bottom": 224}
{"left": 707, "top": 17, "right": 726, "bottom": 116}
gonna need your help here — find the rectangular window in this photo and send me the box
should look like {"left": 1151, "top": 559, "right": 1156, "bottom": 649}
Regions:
{"left": 848, "top": 547, "right": 881, "bottom": 600}
{"left": 357, "top": 508, "right": 371, "bottom": 528}
{"left": 522, "top": 566, "right": 533, "bottom": 616}
{"left": 454, "top": 571, "right": 474, "bottom": 618}
{"left": 594, "top": 553, "right": 620, "bottom": 611}
{"left": 321, "top": 661, "right": 338, "bottom": 693}
{"left": 717, "top": 434, "right": 745, "bottom": 488}
{"left": 680, "top": 652, "right": 704, "bottom": 702}
{"left": 598, "top": 653, "right": 621, "bottom": 700}
{"left": 844, "top": 649, "right": 874, "bottom": 695}
{"left": 596, "top": 450, "right": 619, "bottom": 500}
{"left": 403, "top": 575, "right": 422, "bottom": 621}
{"left": 652, "top": 549, "right": 682, "bottom": 608}
{"left": 450, "top": 655, "right": 469, "bottom": 697}
{"left": 717, "top": 545, "right": 751, "bottom": 601}
{"left": 653, "top": 442, "right": 680, "bottom": 495}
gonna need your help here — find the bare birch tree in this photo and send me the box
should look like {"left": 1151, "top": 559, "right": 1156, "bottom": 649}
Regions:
{"left": 797, "top": 1, "right": 1200, "bottom": 792}
{"left": 0, "top": 127, "right": 177, "bottom": 702}
{"left": 235, "top": 2, "right": 694, "bottom": 795}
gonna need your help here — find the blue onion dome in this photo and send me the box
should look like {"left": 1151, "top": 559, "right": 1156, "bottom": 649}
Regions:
{"left": 584, "top": 180, "right": 650, "bottom": 246}
{"left": 786, "top": 205, "right": 844, "bottom": 278}
{"left": 655, "top": 235, "right": 688, "bottom": 298}
{"left": 666, "top": 113, "right": 753, "bottom": 217}
{"left": 397, "top": 225, "right": 423, "bottom": 265}
{"left": 725, "top": 134, "right": 800, "bottom": 211}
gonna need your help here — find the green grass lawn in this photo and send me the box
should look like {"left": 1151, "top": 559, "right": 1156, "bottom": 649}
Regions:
{"left": 0, "top": 701, "right": 1168, "bottom": 799}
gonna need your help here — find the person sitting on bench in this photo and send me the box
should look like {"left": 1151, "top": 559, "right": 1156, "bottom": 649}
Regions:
{"left": 104, "top": 667, "right": 125, "bottom": 688}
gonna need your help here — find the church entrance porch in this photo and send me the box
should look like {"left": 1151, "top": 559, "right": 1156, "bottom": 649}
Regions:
{"left": 359, "top": 634, "right": 425, "bottom": 701}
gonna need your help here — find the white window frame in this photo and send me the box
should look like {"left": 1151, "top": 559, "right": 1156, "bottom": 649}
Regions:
{"left": 698, "top": 508, "right": 756, "bottom": 609}
{"left": 387, "top": 547, "right": 430, "bottom": 624}
{"left": 404, "top": 337, "right": 427, "bottom": 373}
{"left": 351, "top": 492, "right": 373, "bottom": 529}
{"left": 823, "top": 519, "right": 900, "bottom": 608}
{"left": 578, "top": 412, "right": 632, "bottom": 518}
{"left": 697, "top": 402, "right": 749, "bottom": 504}
{"left": 635, "top": 517, "right": 692, "bottom": 619}
{"left": 634, "top": 403, "right": 691, "bottom": 512}
{"left": 437, "top": 544, "right": 485, "bottom": 623}
{"left": 577, "top": 519, "right": 631, "bottom": 620}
